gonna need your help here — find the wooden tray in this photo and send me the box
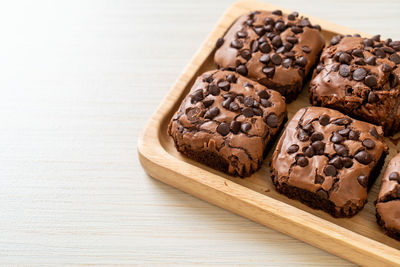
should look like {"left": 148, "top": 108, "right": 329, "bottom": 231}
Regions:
{"left": 138, "top": 0, "right": 400, "bottom": 265}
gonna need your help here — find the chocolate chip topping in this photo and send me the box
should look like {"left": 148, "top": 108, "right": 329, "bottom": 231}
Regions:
{"left": 319, "top": 114, "right": 330, "bottom": 126}
{"left": 287, "top": 144, "right": 299, "bottom": 154}
{"left": 389, "top": 172, "right": 400, "bottom": 182}
{"left": 217, "top": 122, "right": 230, "bottom": 136}
{"left": 354, "top": 150, "right": 373, "bottom": 165}
{"left": 357, "top": 175, "right": 368, "bottom": 188}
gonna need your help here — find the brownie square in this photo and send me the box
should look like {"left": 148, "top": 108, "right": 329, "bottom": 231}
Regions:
{"left": 376, "top": 153, "right": 400, "bottom": 240}
{"left": 168, "top": 70, "right": 287, "bottom": 177}
{"left": 214, "top": 10, "right": 325, "bottom": 102}
{"left": 310, "top": 35, "right": 400, "bottom": 136}
{"left": 271, "top": 107, "right": 388, "bottom": 217}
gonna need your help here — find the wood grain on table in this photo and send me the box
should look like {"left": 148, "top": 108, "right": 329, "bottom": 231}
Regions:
{"left": 1, "top": 0, "right": 399, "bottom": 265}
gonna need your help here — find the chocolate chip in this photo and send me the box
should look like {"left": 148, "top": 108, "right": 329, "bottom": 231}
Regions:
{"left": 242, "top": 107, "right": 254, "bottom": 117}
{"left": 251, "top": 40, "right": 259, "bottom": 53}
{"left": 266, "top": 114, "right": 279, "bottom": 127}
{"left": 240, "top": 122, "right": 251, "bottom": 133}
{"left": 271, "top": 53, "right": 283, "bottom": 66}
{"left": 272, "top": 9, "right": 282, "bottom": 15}
{"left": 262, "top": 67, "right": 275, "bottom": 77}
{"left": 355, "top": 58, "right": 366, "bottom": 65}
{"left": 298, "top": 129, "right": 309, "bottom": 141}
{"left": 203, "top": 99, "right": 214, "bottom": 108}
{"left": 217, "top": 122, "right": 230, "bottom": 136}
{"left": 216, "top": 38, "right": 224, "bottom": 48}
{"left": 264, "top": 17, "right": 274, "bottom": 25}
{"left": 390, "top": 73, "right": 399, "bottom": 88}
{"left": 203, "top": 74, "right": 213, "bottom": 83}
{"left": 369, "top": 127, "right": 379, "bottom": 139}
{"left": 319, "top": 114, "right": 330, "bottom": 126}
{"left": 355, "top": 150, "right": 373, "bottom": 165}
{"left": 229, "top": 102, "right": 239, "bottom": 111}
{"left": 260, "top": 99, "right": 272, "bottom": 107}
{"left": 254, "top": 26, "right": 266, "bottom": 36}
{"left": 271, "top": 35, "right": 282, "bottom": 48}
{"left": 374, "top": 48, "right": 386, "bottom": 58}
{"left": 382, "top": 63, "right": 393, "bottom": 72}
{"left": 208, "top": 84, "right": 220, "bottom": 96}
{"left": 353, "top": 68, "right": 367, "bottom": 81}
{"left": 297, "top": 156, "right": 309, "bottom": 167}
{"left": 276, "top": 46, "right": 285, "bottom": 54}
{"left": 341, "top": 157, "right": 353, "bottom": 168}
{"left": 190, "top": 89, "right": 204, "bottom": 103}
{"left": 291, "top": 26, "right": 303, "bottom": 34}
{"left": 231, "top": 39, "right": 243, "bottom": 49}
{"left": 282, "top": 58, "right": 292, "bottom": 68}
{"left": 256, "top": 91, "right": 268, "bottom": 100}
{"left": 389, "top": 53, "right": 400, "bottom": 64}
{"left": 324, "top": 165, "right": 337, "bottom": 176}
{"left": 329, "top": 156, "right": 343, "bottom": 169}
{"left": 389, "top": 172, "right": 400, "bottom": 182}
{"left": 275, "top": 21, "right": 286, "bottom": 31}
{"left": 363, "top": 38, "right": 374, "bottom": 47}
{"left": 331, "top": 132, "right": 343, "bottom": 143}
{"left": 311, "top": 132, "right": 323, "bottom": 142}
{"left": 222, "top": 98, "right": 232, "bottom": 109}
{"left": 304, "top": 146, "right": 314, "bottom": 158}
{"left": 240, "top": 50, "right": 251, "bottom": 60}
{"left": 332, "top": 64, "right": 339, "bottom": 72}
{"left": 226, "top": 74, "right": 237, "bottom": 83}
{"left": 287, "top": 144, "right": 299, "bottom": 154}
{"left": 303, "top": 123, "right": 314, "bottom": 133}
{"left": 348, "top": 130, "right": 360, "bottom": 141}
{"left": 259, "top": 44, "right": 272, "bottom": 55}
{"left": 357, "top": 175, "right": 368, "bottom": 188}
{"left": 205, "top": 106, "right": 219, "bottom": 119}
{"left": 338, "top": 128, "right": 350, "bottom": 136}
{"left": 334, "top": 144, "right": 348, "bottom": 156}
{"left": 246, "top": 19, "right": 253, "bottom": 26}
{"left": 299, "top": 46, "right": 311, "bottom": 54}
{"left": 362, "top": 138, "right": 375, "bottom": 149}
{"left": 368, "top": 91, "right": 378, "bottom": 103}
{"left": 383, "top": 47, "right": 395, "bottom": 54}
{"left": 312, "top": 141, "right": 325, "bottom": 155}
{"left": 236, "top": 65, "right": 248, "bottom": 76}
{"left": 299, "top": 18, "right": 311, "bottom": 27}
{"left": 286, "top": 36, "right": 298, "bottom": 44}
{"left": 339, "top": 53, "right": 352, "bottom": 64}
{"left": 259, "top": 54, "right": 270, "bottom": 64}
{"left": 371, "top": 34, "right": 381, "bottom": 42}
{"left": 339, "top": 64, "right": 350, "bottom": 77}
{"left": 315, "top": 175, "right": 325, "bottom": 185}
{"left": 242, "top": 96, "right": 253, "bottom": 107}
{"left": 316, "top": 189, "right": 328, "bottom": 199}
{"left": 332, "top": 117, "right": 351, "bottom": 125}
{"left": 230, "top": 121, "right": 241, "bottom": 134}
{"left": 295, "top": 56, "right": 307, "bottom": 67}
{"left": 365, "top": 75, "right": 377, "bottom": 87}
{"left": 330, "top": 35, "right": 342, "bottom": 45}
{"left": 352, "top": 49, "right": 364, "bottom": 58}
{"left": 236, "top": 31, "right": 248, "bottom": 38}
{"left": 218, "top": 81, "right": 230, "bottom": 91}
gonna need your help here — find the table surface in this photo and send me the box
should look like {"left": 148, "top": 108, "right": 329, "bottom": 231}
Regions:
{"left": 1, "top": 0, "right": 399, "bottom": 265}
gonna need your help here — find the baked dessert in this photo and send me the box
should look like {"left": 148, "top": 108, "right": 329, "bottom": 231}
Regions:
{"left": 376, "top": 153, "right": 400, "bottom": 240}
{"left": 310, "top": 34, "right": 400, "bottom": 136}
{"left": 168, "top": 70, "right": 287, "bottom": 177}
{"left": 214, "top": 10, "right": 325, "bottom": 102}
{"left": 271, "top": 107, "right": 388, "bottom": 217}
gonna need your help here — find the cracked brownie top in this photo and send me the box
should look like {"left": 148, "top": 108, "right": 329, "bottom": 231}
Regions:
{"left": 271, "top": 107, "right": 388, "bottom": 210}
{"left": 168, "top": 70, "right": 286, "bottom": 177}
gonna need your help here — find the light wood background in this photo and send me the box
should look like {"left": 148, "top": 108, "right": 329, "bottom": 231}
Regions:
{"left": 1, "top": 0, "right": 399, "bottom": 265}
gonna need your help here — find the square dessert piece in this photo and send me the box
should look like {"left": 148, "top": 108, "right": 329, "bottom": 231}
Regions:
{"left": 310, "top": 34, "right": 400, "bottom": 135}
{"left": 376, "top": 153, "right": 400, "bottom": 240}
{"left": 168, "top": 70, "right": 287, "bottom": 177}
{"left": 214, "top": 10, "right": 325, "bottom": 102}
{"left": 271, "top": 107, "right": 388, "bottom": 217}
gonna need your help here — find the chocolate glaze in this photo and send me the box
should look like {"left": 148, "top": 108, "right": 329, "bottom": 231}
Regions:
{"left": 168, "top": 70, "right": 287, "bottom": 177}
{"left": 376, "top": 153, "right": 400, "bottom": 239}
{"left": 271, "top": 107, "right": 388, "bottom": 217}
{"left": 310, "top": 35, "right": 400, "bottom": 135}
{"left": 214, "top": 10, "right": 325, "bottom": 102}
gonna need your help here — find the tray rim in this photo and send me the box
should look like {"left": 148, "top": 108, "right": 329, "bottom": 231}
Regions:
{"left": 137, "top": 0, "right": 400, "bottom": 265}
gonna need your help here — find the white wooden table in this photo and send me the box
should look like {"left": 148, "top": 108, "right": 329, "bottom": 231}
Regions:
{"left": 1, "top": 0, "right": 399, "bottom": 265}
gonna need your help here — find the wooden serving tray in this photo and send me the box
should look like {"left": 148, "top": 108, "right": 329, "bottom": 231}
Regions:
{"left": 138, "top": 0, "right": 400, "bottom": 265}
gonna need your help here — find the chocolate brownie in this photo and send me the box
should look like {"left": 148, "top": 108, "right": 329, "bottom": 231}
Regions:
{"left": 271, "top": 107, "right": 388, "bottom": 217}
{"left": 310, "top": 35, "right": 400, "bottom": 136}
{"left": 214, "top": 10, "right": 325, "bottom": 102}
{"left": 376, "top": 153, "right": 400, "bottom": 240}
{"left": 168, "top": 70, "right": 287, "bottom": 177}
